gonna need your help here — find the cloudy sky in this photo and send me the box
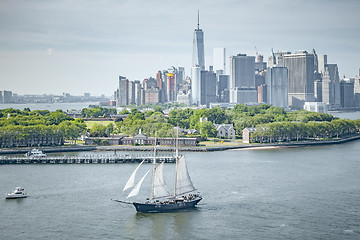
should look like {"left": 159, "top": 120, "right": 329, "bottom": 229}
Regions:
{"left": 0, "top": 0, "right": 359, "bottom": 96}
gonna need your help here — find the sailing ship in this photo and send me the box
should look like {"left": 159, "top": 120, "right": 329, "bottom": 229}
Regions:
{"left": 116, "top": 137, "right": 202, "bottom": 213}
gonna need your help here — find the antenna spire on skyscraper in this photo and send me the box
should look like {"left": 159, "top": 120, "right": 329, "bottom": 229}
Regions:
{"left": 197, "top": 10, "right": 200, "bottom": 30}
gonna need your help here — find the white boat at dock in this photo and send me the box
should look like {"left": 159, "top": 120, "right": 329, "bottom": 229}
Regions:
{"left": 25, "top": 149, "right": 46, "bottom": 158}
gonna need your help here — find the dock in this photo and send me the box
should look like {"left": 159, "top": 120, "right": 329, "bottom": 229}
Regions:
{"left": 0, "top": 155, "right": 176, "bottom": 165}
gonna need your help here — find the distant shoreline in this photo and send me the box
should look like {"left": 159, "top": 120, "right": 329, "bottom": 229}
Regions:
{"left": 1, "top": 134, "right": 359, "bottom": 155}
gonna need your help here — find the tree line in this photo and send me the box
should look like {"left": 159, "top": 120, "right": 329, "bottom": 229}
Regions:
{"left": 0, "top": 108, "right": 87, "bottom": 148}
{"left": 250, "top": 119, "right": 360, "bottom": 143}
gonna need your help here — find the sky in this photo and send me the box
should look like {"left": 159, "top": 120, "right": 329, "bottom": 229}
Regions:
{"left": 0, "top": 0, "right": 359, "bottom": 96}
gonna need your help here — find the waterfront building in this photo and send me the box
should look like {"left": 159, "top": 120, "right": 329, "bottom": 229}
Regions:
{"left": 214, "top": 124, "right": 235, "bottom": 139}
{"left": 242, "top": 127, "right": 256, "bottom": 143}
{"left": 266, "top": 66, "right": 288, "bottom": 109}
{"left": 340, "top": 80, "right": 355, "bottom": 108}
{"left": 304, "top": 102, "right": 328, "bottom": 113}
{"left": 283, "top": 51, "right": 315, "bottom": 109}
{"left": 193, "top": 11, "right": 205, "bottom": 70}
{"left": 213, "top": 47, "right": 226, "bottom": 74}
{"left": 354, "top": 76, "right": 360, "bottom": 107}
{"left": 1, "top": 90, "right": 13, "bottom": 103}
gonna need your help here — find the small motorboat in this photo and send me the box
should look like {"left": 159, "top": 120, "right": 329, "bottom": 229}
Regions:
{"left": 25, "top": 148, "right": 46, "bottom": 158}
{"left": 5, "top": 187, "right": 28, "bottom": 199}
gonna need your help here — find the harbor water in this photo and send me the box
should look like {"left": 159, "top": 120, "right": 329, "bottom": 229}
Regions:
{"left": 1, "top": 140, "right": 360, "bottom": 239}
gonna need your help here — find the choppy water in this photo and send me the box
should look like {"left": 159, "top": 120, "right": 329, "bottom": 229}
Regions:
{"left": 1, "top": 141, "right": 360, "bottom": 239}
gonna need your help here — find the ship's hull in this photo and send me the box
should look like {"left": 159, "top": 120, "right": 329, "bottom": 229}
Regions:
{"left": 6, "top": 194, "right": 27, "bottom": 199}
{"left": 133, "top": 198, "right": 202, "bottom": 213}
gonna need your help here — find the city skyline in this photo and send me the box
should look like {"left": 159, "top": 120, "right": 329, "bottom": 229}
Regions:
{"left": 0, "top": 0, "right": 359, "bottom": 95}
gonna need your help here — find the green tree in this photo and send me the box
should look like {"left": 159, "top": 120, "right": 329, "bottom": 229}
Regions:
{"left": 199, "top": 121, "right": 217, "bottom": 139}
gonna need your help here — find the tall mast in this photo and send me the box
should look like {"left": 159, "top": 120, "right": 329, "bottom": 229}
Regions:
{"left": 174, "top": 125, "right": 179, "bottom": 197}
{"left": 151, "top": 134, "right": 157, "bottom": 200}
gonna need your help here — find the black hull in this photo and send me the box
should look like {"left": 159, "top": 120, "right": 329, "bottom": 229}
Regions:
{"left": 133, "top": 198, "right": 202, "bottom": 213}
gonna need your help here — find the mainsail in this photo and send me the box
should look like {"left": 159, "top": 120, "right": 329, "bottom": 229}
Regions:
{"left": 152, "top": 162, "right": 170, "bottom": 199}
{"left": 175, "top": 155, "right": 196, "bottom": 196}
{"left": 127, "top": 169, "right": 150, "bottom": 198}
{"left": 123, "top": 159, "right": 145, "bottom": 192}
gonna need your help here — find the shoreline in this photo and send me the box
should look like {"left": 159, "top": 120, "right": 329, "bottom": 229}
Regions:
{"left": 1, "top": 134, "right": 359, "bottom": 155}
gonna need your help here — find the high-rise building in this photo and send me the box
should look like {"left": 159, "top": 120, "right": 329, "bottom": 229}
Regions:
{"left": 200, "top": 70, "right": 217, "bottom": 107}
{"left": 229, "top": 54, "right": 257, "bottom": 104}
{"left": 134, "top": 80, "right": 141, "bottom": 106}
{"left": 156, "top": 70, "right": 163, "bottom": 89}
{"left": 230, "top": 54, "right": 255, "bottom": 89}
{"left": 192, "top": 11, "right": 205, "bottom": 70}
{"left": 213, "top": 47, "right": 226, "bottom": 74}
{"left": 128, "top": 81, "right": 136, "bottom": 105}
{"left": 117, "top": 76, "right": 129, "bottom": 106}
{"left": 266, "top": 66, "right": 288, "bottom": 109}
{"left": 167, "top": 73, "right": 176, "bottom": 102}
{"left": 217, "top": 74, "right": 229, "bottom": 103}
{"left": 318, "top": 54, "right": 341, "bottom": 107}
{"left": 314, "top": 80, "right": 322, "bottom": 102}
{"left": 340, "top": 80, "right": 355, "bottom": 108}
{"left": 257, "top": 84, "right": 267, "bottom": 103}
{"left": 354, "top": 76, "right": 360, "bottom": 107}
{"left": 255, "top": 54, "right": 267, "bottom": 72}
{"left": 283, "top": 51, "right": 315, "bottom": 109}
{"left": 191, "top": 66, "right": 201, "bottom": 105}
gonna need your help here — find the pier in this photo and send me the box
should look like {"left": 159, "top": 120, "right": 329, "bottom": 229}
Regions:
{"left": 0, "top": 155, "right": 176, "bottom": 165}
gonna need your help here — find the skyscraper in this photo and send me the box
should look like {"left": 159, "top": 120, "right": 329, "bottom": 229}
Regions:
{"left": 192, "top": 11, "right": 205, "bottom": 70}
{"left": 191, "top": 66, "right": 201, "bottom": 105}
{"left": 117, "top": 76, "right": 129, "bottom": 106}
{"left": 283, "top": 51, "right": 315, "bottom": 109}
{"left": 191, "top": 11, "right": 205, "bottom": 105}
{"left": 267, "top": 66, "right": 288, "bottom": 109}
{"left": 229, "top": 54, "right": 257, "bottom": 104}
{"left": 200, "top": 70, "right": 217, "bottom": 107}
{"left": 229, "top": 54, "right": 255, "bottom": 89}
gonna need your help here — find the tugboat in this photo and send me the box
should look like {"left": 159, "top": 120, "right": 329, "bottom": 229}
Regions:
{"left": 115, "top": 132, "right": 202, "bottom": 213}
{"left": 25, "top": 149, "right": 46, "bottom": 158}
{"left": 6, "top": 187, "right": 28, "bottom": 199}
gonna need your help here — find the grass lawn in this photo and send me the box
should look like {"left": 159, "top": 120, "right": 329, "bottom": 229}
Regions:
{"left": 85, "top": 120, "right": 114, "bottom": 129}
{"left": 199, "top": 138, "right": 243, "bottom": 147}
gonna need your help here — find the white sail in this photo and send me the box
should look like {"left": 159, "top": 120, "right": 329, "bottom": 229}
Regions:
{"left": 152, "top": 162, "right": 170, "bottom": 199}
{"left": 127, "top": 170, "right": 150, "bottom": 198}
{"left": 123, "top": 159, "right": 145, "bottom": 192}
{"left": 175, "top": 155, "right": 196, "bottom": 196}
